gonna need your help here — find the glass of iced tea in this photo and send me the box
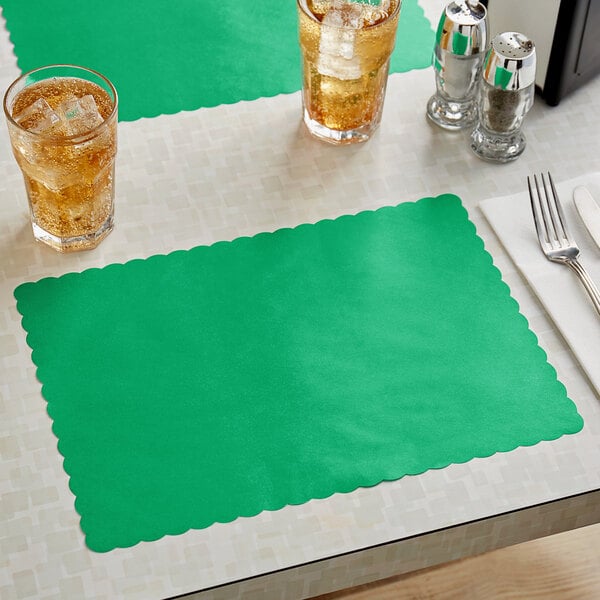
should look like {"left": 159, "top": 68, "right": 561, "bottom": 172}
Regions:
{"left": 3, "top": 65, "right": 118, "bottom": 252}
{"left": 297, "top": 0, "right": 401, "bottom": 144}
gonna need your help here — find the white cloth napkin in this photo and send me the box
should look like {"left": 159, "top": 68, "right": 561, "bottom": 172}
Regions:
{"left": 480, "top": 172, "right": 600, "bottom": 395}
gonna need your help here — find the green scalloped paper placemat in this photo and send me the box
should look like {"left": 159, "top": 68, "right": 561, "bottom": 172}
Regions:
{"left": 14, "top": 195, "right": 583, "bottom": 553}
{"left": 1, "top": 0, "right": 434, "bottom": 121}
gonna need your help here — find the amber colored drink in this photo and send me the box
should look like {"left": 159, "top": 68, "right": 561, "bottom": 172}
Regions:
{"left": 297, "top": 0, "right": 401, "bottom": 144}
{"left": 4, "top": 65, "right": 117, "bottom": 252}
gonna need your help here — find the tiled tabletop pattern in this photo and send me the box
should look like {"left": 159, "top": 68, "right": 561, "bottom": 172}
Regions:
{"left": 1, "top": 1, "right": 600, "bottom": 598}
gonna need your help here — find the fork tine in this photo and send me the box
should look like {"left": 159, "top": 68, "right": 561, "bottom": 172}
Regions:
{"left": 539, "top": 173, "right": 559, "bottom": 246}
{"left": 545, "top": 172, "right": 571, "bottom": 243}
{"left": 542, "top": 173, "right": 564, "bottom": 246}
{"left": 528, "top": 174, "right": 550, "bottom": 247}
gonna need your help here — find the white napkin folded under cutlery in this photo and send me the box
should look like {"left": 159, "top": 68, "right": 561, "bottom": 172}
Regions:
{"left": 480, "top": 172, "right": 600, "bottom": 396}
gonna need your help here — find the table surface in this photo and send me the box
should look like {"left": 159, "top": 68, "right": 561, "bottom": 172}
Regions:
{"left": 1, "top": 2, "right": 600, "bottom": 599}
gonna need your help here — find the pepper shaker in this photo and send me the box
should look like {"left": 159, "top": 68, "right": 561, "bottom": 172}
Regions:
{"left": 426, "top": 0, "right": 488, "bottom": 130}
{"left": 470, "top": 32, "right": 536, "bottom": 162}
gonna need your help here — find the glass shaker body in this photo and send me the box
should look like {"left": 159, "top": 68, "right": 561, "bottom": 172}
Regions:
{"left": 470, "top": 80, "right": 535, "bottom": 162}
{"left": 426, "top": 1, "right": 487, "bottom": 131}
{"left": 470, "top": 32, "right": 536, "bottom": 162}
{"left": 428, "top": 49, "right": 484, "bottom": 129}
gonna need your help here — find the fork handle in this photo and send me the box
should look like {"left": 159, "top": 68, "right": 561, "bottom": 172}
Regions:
{"left": 566, "top": 258, "right": 600, "bottom": 316}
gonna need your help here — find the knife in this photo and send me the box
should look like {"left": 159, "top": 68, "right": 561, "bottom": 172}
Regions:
{"left": 574, "top": 186, "right": 600, "bottom": 251}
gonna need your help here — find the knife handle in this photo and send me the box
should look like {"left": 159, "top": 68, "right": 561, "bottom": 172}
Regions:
{"left": 567, "top": 258, "right": 600, "bottom": 316}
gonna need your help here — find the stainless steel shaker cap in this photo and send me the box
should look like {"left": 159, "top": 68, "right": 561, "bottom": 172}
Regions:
{"left": 435, "top": 0, "right": 487, "bottom": 56}
{"left": 482, "top": 32, "right": 536, "bottom": 90}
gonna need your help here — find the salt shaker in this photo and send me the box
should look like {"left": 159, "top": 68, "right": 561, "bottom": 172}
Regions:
{"left": 426, "top": 0, "right": 487, "bottom": 130}
{"left": 470, "top": 32, "right": 536, "bottom": 162}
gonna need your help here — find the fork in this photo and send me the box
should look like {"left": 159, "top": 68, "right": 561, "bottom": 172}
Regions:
{"left": 528, "top": 172, "right": 600, "bottom": 316}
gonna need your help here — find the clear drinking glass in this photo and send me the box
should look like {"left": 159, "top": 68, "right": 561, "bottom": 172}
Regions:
{"left": 297, "top": 0, "right": 401, "bottom": 145}
{"left": 3, "top": 65, "right": 118, "bottom": 252}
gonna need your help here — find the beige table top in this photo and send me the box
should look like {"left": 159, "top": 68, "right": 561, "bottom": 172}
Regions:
{"left": 1, "top": 2, "right": 600, "bottom": 598}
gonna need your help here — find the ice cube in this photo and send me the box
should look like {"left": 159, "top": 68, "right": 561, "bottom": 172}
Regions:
{"left": 317, "top": 51, "right": 361, "bottom": 80}
{"left": 13, "top": 98, "right": 61, "bottom": 134}
{"left": 362, "top": 5, "right": 388, "bottom": 26}
{"left": 320, "top": 3, "right": 362, "bottom": 60}
{"left": 318, "top": 2, "right": 362, "bottom": 79}
{"left": 326, "top": 1, "right": 392, "bottom": 28}
{"left": 322, "top": 2, "right": 363, "bottom": 30}
{"left": 58, "top": 94, "right": 104, "bottom": 136}
{"left": 320, "top": 25, "right": 356, "bottom": 60}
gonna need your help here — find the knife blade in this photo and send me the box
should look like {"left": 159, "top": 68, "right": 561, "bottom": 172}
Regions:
{"left": 574, "top": 186, "right": 600, "bottom": 251}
